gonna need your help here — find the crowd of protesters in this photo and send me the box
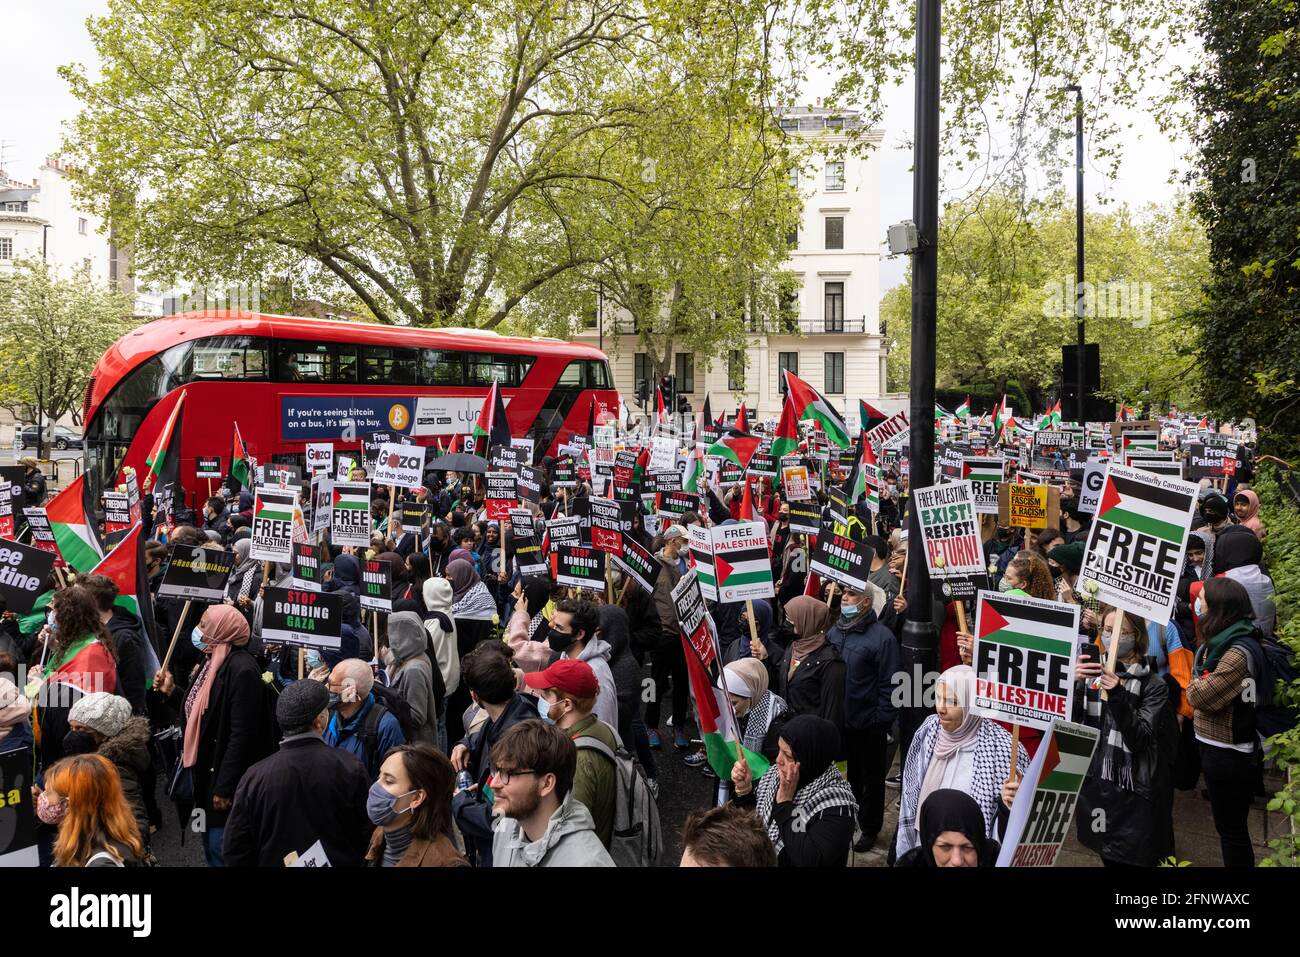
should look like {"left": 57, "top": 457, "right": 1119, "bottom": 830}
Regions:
{"left": 0, "top": 408, "right": 1287, "bottom": 870}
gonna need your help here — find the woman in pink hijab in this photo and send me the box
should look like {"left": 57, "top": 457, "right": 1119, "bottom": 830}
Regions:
{"left": 1232, "top": 489, "right": 1266, "bottom": 540}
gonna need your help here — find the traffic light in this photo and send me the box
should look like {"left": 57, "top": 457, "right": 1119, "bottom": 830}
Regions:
{"left": 676, "top": 395, "right": 690, "bottom": 415}
{"left": 660, "top": 374, "right": 676, "bottom": 413}
{"left": 635, "top": 378, "right": 650, "bottom": 407}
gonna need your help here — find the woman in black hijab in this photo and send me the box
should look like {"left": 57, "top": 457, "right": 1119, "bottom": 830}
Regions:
{"left": 896, "top": 788, "right": 1000, "bottom": 867}
{"left": 730, "top": 714, "right": 857, "bottom": 866}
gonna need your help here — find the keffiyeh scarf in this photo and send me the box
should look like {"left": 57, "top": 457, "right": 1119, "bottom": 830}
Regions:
{"left": 754, "top": 761, "right": 857, "bottom": 857}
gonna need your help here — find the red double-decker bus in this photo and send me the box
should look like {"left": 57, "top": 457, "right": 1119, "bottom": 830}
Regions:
{"left": 82, "top": 312, "right": 618, "bottom": 508}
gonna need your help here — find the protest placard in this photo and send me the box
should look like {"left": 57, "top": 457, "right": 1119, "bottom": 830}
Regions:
{"left": 866, "top": 411, "right": 909, "bottom": 455}
{"left": 809, "top": 527, "right": 869, "bottom": 591}
{"left": 159, "top": 544, "right": 236, "bottom": 603}
{"left": 713, "top": 521, "right": 774, "bottom": 603}
{"left": 491, "top": 444, "right": 522, "bottom": 474}
{"left": 305, "top": 443, "right": 334, "bottom": 474}
{"left": 261, "top": 587, "right": 344, "bottom": 651}
{"left": 0, "top": 539, "right": 57, "bottom": 615}
{"left": 588, "top": 497, "right": 624, "bottom": 553}
{"left": 671, "top": 569, "right": 715, "bottom": 668}
{"left": 999, "top": 483, "right": 1060, "bottom": 530}
{"left": 552, "top": 458, "right": 577, "bottom": 489}
{"left": 748, "top": 450, "right": 778, "bottom": 479}
{"left": 546, "top": 515, "right": 583, "bottom": 552}
{"left": 646, "top": 470, "right": 682, "bottom": 494}
{"left": 0, "top": 746, "right": 38, "bottom": 865}
{"left": 962, "top": 456, "right": 1005, "bottom": 515}
{"left": 196, "top": 456, "right": 223, "bottom": 479}
{"left": 688, "top": 523, "right": 718, "bottom": 600}
{"left": 329, "top": 481, "right": 372, "bottom": 547}
{"left": 102, "top": 491, "right": 132, "bottom": 546}
{"left": 1185, "top": 440, "right": 1240, "bottom": 481}
{"left": 359, "top": 557, "right": 394, "bottom": 613}
{"left": 782, "top": 463, "right": 811, "bottom": 501}
{"left": 787, "top": 502, "right": 822, "bottom": 536}
{"left": 1079, "top": 463, "right": 1197, "bottom": 622}
{"left": 23, "top": 508, "right": 61, "bottom": 566}
{"left": 613, "top": 533, "right": 661, "bottom": 594}
{"left": 310, "top": 474, "right": 333, "bottom": 537}
{"left": 485, "top": 471, "right": 518, "bottom": 520}
{"left": 1078, "top": 460, "right": 1108, "bottom": 514}
{"left": 556, "top": 544, "right": 606, "bottom": 591}
{"left": 372, "top": 443, "right": 426, "bottom": 489}
{"left": 517, "top": 465, "right": 542, "bottom": 504}
{"left": 913, "top": 481, "right": 989, "bottom": 600}
{"left": 251, "top": 487, "right": 298, "bottom": 563}
{"left": 997, "top": 720, "right": 1100, "bottom": 867}
{"left": 1129, "top": 457, "right": 1184, "bottom": 480}
{"left": 657, "top": 490, "right": 699, "bottom": 522}
{"left": 336, "top": 455, "right": 358, "bottom": 482}
{"left": 971, "top": 590, "right": 1080, "bottom": 731}
{"left": 287, "top": 542, "right": 320, "bottom": 591}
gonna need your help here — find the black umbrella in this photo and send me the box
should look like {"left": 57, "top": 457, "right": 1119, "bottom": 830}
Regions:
{"left": 428, "top": 452, "right": 488, "bottom": 474}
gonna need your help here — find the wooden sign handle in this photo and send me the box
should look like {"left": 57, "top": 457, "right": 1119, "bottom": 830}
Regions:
{"left": 160, "top": 598, "right": 194, "bottom": 674}
{"left": 1009, "top": 723, "right": 1021, "bottom": 783}
{"left": 1101, "top": 608, "right": 1124, "bottom": 702}
{"left": 745, "top": 598, "right": 763, "bottom": 656}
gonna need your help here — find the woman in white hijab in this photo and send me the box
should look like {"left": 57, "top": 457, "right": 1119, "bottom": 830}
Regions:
{"left": 722, "top": 658, "right": 788, "bottom": 761}
{"left": 894, "top": 665, "right": 1028, "bottom": 861}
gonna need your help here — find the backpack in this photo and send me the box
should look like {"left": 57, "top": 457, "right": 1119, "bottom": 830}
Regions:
{"left": 574, "top": 734, "right": 663, "bottom": 868}
{"left": 1237, "top": 633, "right": 1300, "bottom": 739}
{"left": 360, "top": 683, "right": 420, "bottom": 767}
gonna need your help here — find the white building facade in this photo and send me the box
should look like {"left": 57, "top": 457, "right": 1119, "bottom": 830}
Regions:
{"left": 576, "top": 107, "right": 889, "bottom": 430}
{"left": 0, "top": 155, "right": 132, "bottom": 293}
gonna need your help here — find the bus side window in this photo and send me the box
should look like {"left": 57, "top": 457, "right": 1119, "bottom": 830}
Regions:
{"left": 556, "top": 361, "right": 583, "bottom": 389}
{"left": 421, "top": 349, "right": 465, "bottom": 385}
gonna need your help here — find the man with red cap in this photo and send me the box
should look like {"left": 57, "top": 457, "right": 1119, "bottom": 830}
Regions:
{"left": 525, "top": 659, "right": 619, "bottom": 849}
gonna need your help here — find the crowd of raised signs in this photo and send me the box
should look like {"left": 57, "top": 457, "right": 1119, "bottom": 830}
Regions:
{"left": 0, "top": 384, "right": 1286, "bottom": 870}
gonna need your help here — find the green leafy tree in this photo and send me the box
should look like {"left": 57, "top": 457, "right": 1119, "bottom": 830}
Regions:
{"left": 0, "top": 258, "right": 138, "bottom": 429}
{"left": 882, "top": 190, "right": 1208, "bottom": 411}
{"left": 61, "top": 0, "right": 795, "bottom": 334}
{"left": 1185, "top": 0, "right": 1300, "bottom": 456}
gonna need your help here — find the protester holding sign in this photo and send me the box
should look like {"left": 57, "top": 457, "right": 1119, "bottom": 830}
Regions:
{"left": 896, "top": 665, "right": 1028, "bottom": 861}
{"left": 1073, "top": 609, "right": 1178, "bottom": 867}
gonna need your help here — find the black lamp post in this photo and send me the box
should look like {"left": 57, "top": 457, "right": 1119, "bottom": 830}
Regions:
{"left": 1065, "top": 84, "right": 1085, "bottom": 423}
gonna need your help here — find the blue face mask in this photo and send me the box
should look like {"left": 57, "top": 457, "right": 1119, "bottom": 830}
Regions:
{"left": 191, "top": 626, "right": 206, "bottom": 651}
{"left": 366, "top": 780, "right": 417, "bottom": 827}
{"left": 46, "top": 611, "right": 58, "bottom": 634}
{"left": 997, "top": 576, "right": 1017, "bottom": 593}
{"left": 537, "top": 695, "right": 554, "bottom": 724}
{"left": 305, "top": 650, "right": 324, "bottom": 672}
{"left": 841, "top": 602, "right": 861, "bottom": 617}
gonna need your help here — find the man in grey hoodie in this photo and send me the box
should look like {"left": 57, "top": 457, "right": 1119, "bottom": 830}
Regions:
{"left": 490, "top": 720, "right": 615, "bottom": 867}
{"left": 548, "top": 598, "right": 619, "bottom": 732}
{"left": 384, "top": 611, "right": 440, "bottom": 745}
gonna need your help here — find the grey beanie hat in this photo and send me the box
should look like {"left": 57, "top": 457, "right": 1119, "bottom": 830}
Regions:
{"left": 68, "top": 692, "right": 132, "bottom": 738}
{"left": 276, "top": 678, "right": 331, "bottom": 731}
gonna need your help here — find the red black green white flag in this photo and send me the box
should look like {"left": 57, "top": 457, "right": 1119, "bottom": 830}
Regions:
{"left": 783, "top": 370, "right": 850, "bottom": 448}
{"left": 706, "top": 428, "right": 762, "bottom": 469}
{"left": 143, "top": 388, "right": 186, "bottom": 493}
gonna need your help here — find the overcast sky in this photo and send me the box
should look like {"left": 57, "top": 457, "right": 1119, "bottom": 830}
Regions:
{"left": 3, "top": 2, "right": 1195, "bottom": 292}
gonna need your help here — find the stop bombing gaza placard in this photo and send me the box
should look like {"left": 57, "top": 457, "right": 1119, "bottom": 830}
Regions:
{"left": 1078, "top": 463, "right": 1198, "bottom": 623}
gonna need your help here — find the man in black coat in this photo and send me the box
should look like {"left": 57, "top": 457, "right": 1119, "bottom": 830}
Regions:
{"left": 224, "top": 680, "right": 371, "bottom": 867}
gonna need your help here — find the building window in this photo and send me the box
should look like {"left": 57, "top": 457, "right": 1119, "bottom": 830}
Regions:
{"left": 786, "top": 227, "right": 798, "bottom": 249}
{"left": 825, "top": 352, "right": 844, "bottom": 394}
{"left": 78, "top": 217, "right": 88, "bottom": 235}
{"left": 825, "top": 216, "right": 844, "bottom": 250}
{"left": 788, "top": 166, "right": 799, "bottom": 187}
{"left": 824, "top": 281, "right": 845, "bottom": 332}
{"left": 778, "top": 352, "right": 799, "bottom": 393}
{"left": 634, "top": 352, "right": 652, "bottom": 390}
{"left": 0, "top": 238, "right": 11, "bottom": 260}
{"left": 728, "top": 350, "right": 746, "bottom": 391}
{"left": 2, "top": 201, "right": 27, "bottom": 212}
{"left": 675, "top": 352, "right": 695, "bottom": 393}
{"left": 825, "top": 159, "right": 845, "bottom": 191}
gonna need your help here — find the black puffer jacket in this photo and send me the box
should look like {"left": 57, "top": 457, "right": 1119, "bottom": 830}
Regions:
{"left": 1075, "top": 661, "right": 1178, "bottom": 866}
{"left": 597, "top": 604, "right": 640, "bottom": 745}
{"left": 775, "top": 642, "right": 846, "bottom": 745}
{"left": 96, "top": 715, "right": 153, "bottom": 843}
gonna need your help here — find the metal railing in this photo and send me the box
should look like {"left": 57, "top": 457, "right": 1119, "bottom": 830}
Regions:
{"left": 602, "top": 315, "right": 869, "bottom": 337}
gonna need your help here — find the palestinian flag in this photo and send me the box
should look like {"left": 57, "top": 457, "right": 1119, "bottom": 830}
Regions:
{"left": 1197, "top": 416, "right": 1209, "bottom": 429}
{"left": 254, "top": 490, "right": 296, "bottom": 524}
{"left": 1036, "top": 400, "right": 1062, "bottom": 431}
{"left": 143, "top": 388, "right": 186, "bottom": 493}
{"left": 89, "top": 523, "right": 161, "bottom": 680}
{"left": 655, "top": 385, "right": 667, "bottom": 431}
{"left": 738, "top": 479, "right": 756, "bottom": 522}
{"left": 227, "top": 421, "right": 252, "bottom": 492}
{"left": 860, "top": 399, "right": 890, "bottom": 434}
{"left": 472, "top": 380, "right": 512, "bottom": 455}
{"left": 332, "top": 485, "right": 371, "bottom": 513}
{"left": 769, "top": 396, "right": 800, "bottom": 466}
{"left": 46, "top": 473, "right": 104, "bottom": 573}
{"left": 784, "top": 370, "right": 850, "bottom": 447}
{"left": 962, "top": 457, "right": 1004, "bottom": 485}
{"left": 976, "top": 593, "right": 1078, "bottom": 662}
{"left": 678, "top": 590, "right": 770, "bottom": 781}
{"left": 695, "top": 395, "right": 713, "bottom": 443}
{"left": 735, "top": 402, "right": 749, "bottom": 434}
{"left": 715, "top": 539, "right": 772, "bottom": 591}
{"left": 1050, "top": 401, "right": 1062, "bottom": 429}
{"left": 843, "top": 431, "right": 870, "bottom": 505}
{"left": 706, "top": 429, "right": 762, "bottom": 470}
{"left": 684, "top": 443, "right": 706, "bottom": 494}
{"left": 1096, "top": 469, "right": 1194, "bottom": 545}
{"left": 992, "top": 395, "right": 1009, "bottom": 444}
{"left": 955, "top": 396, "right": 971, "bottom": 419}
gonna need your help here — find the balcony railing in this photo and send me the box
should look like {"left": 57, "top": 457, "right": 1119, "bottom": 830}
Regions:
{"left": 595, "top": 315, "right": 868, "bottom": 337}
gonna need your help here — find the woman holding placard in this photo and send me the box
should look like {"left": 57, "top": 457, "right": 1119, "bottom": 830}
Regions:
{"left": 894, "top": 664, "right": 1028, "bottom": 862}
{"left": 1074, "top": 609, "right": 1178, "bottom": 867}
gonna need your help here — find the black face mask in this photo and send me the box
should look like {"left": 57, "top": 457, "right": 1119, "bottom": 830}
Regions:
{"left": 548, "top": 627, "right": 578, "bottom": 653}
{"left": 62, "top": 730, "right": 99, "bottom": 757}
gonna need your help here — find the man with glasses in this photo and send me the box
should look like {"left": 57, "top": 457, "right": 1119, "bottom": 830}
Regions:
{"left": 490, "top": 721, "right": 615, "bottom": 868}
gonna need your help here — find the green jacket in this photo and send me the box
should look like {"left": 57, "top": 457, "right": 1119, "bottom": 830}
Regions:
{"left": 567, "top": 714, "right": 618, "bottom": 850}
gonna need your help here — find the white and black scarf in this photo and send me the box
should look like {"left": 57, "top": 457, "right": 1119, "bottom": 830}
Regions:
{"left": 740, "top": 691, "right": 786, "bottom": 755}
{"left": 754, "top": 762, "right": 857, "bottom": 857}
{"left": 1098, "top": 661, "right": 1149, "bottom": 792}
